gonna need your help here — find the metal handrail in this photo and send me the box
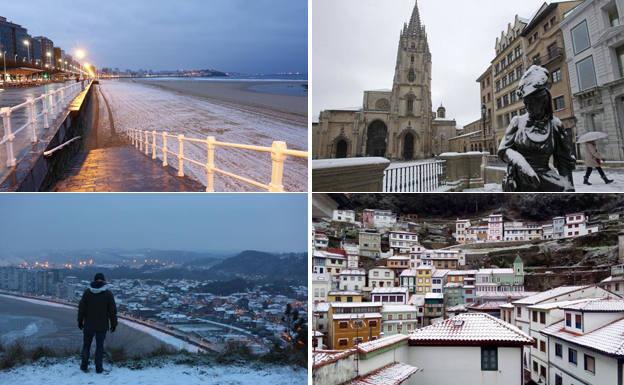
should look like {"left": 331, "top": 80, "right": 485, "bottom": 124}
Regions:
{"left": 125, "top": 128, "right": 308, "bottom": 192}
{"left": 1, "top": 80, "right": 91, "bottom": 168}
{"left": 383, "top": 160, "right": 447, "bottom": 192}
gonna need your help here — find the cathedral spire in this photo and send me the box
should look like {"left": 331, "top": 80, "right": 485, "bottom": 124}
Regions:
{"left": 407, "top": 0, "right": 421, "bottom": 36}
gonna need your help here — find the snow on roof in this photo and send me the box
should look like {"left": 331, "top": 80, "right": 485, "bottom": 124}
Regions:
{"left": 432, "top": 269, "right": 450, "bottom": 278}
{"left": 541, "top": 318, "right": 624, "bottom": 357}
{"left": 372, "top": 287, "right": 408, "bottom": 294}
{"left": 331, "top": 302, "right": 382, "bottom": 308}
{"left": 356, "top": 334, "right": 409, "bottom": 354}
{"left": 329, "top": 290, "right": 362, "bottom": 296}
{"left": 312, "top": 349, "right": 356, "bottom": 369}
{"left": 561, "top": 299, "right": 624, "bottom": 312}
{"left": 408, "top": 294, "right": 425, "bottom": 306}
{"left": 332, "top": 313, "right": 383, "bottom": 320}
{"left": 340, "top": 269, "right": 366, "bottom": 275}
{"left": 347, "top": 362, "right": 419, "bottom": 385}
{"left": 527, "top": 298, "right": 595, "bottom": 310}
{"left": 408, "top": 313, "right": 533, "bottom": 346}
{"left": 382, "top": 304, "right": 418, "bottom": 313}
{"left": 315, "top": 302, "right": 330, "bottom": 312}
{"left": 400, "top": 269, "right": 416, "bottom": 276}
{"left": 513, "top": 286, "right": 590, "bottom": 305}
{"left": 478, "top": 268, "right": 514, "bottom": 275}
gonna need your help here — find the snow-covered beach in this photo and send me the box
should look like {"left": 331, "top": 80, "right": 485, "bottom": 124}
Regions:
{"left": 98, "top": 79, "right": 307, "bottom": 191}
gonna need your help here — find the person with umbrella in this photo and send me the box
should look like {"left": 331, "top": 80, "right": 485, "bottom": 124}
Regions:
{"left": 578, "top": 131, "right": 614, "bottom": 185}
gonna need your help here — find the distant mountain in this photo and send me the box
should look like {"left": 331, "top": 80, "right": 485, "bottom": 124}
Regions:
{"left": 206, "top": 250, "right": 307, "bottom": 281}
{"left": 0, "top": 248, "right": 234, "bottom": 267}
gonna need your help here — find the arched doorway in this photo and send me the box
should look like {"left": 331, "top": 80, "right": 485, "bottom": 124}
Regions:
{"left": 366, "top": 120, "right": 387, "bottom": 157}
{"left": 335, "top": 139, "right": 348, "bottom": 158}
{"left": 403, "top": 132, "right": 415, "bottom": 160}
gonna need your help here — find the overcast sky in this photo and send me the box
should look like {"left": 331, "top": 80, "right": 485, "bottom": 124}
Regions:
{"left": 2, "top": 0, "right": 307, "bottom": 73}
{"left": 313, "top": 0, "right": 553, "bottom": 126}
{"left": 0, "top": 194, "right": 307, "bottom": 253}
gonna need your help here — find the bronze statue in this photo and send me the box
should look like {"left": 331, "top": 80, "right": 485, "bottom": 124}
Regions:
{"left": 498, "top": 65, "right": 576, "bottom": 192}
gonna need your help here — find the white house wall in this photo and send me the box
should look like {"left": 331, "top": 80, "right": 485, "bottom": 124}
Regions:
{"left": 406, "top": 346, "right": 523, "bottom": 385}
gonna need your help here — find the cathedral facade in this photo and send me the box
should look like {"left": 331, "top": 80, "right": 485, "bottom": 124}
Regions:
{"left": 313, "top": 1, "right": 454, "bottom": 161}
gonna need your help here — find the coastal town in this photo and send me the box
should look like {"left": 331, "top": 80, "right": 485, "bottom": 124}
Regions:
{"left": 0, "top": 261, "right": 307, "bottom": 354}
{"left": 312, "top": 194, "right": 624, "bottom": 385}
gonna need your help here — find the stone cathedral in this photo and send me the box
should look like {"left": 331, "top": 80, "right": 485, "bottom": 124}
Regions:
{"left": 312, "top": 1, "right": 456, "bottom": 160}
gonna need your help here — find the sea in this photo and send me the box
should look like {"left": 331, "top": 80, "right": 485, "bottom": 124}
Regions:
{"left": 140, "top": 73, "right": 308, "bottom": 97}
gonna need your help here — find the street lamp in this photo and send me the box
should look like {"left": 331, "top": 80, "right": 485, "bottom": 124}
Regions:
{"left": 23, "top": 40, "right": 30, "bottom": 63}
{"left": 0, "top": 51, "right": 6, "bottom": 83}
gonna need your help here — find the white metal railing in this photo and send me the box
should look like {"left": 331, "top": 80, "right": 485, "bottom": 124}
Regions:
{"left": 383, "top": 160, "right": 446, "bottom": 192}
{"left": 125, "top": 128, "right": 308, "bottom": 192}
{"left": 612, "top": 264, "right": 624, "bottom": 277}
{"left": 0, "top": 80, "right": 90, "bottom": 168}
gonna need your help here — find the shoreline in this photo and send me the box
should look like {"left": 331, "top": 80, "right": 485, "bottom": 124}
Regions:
{"left": 131, "top": 78, "right": 307, "bottom": 125}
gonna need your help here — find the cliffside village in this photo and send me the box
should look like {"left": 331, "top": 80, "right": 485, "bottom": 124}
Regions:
{"left": 311, "top": 196, "right": 624, "bottom": 385}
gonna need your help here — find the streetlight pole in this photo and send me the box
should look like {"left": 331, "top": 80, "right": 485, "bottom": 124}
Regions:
{"left": 23, "top": 40, "right": 30, "bottom": 64}
{"left": 1, "top": 51, "right": 5, "bottom": 84}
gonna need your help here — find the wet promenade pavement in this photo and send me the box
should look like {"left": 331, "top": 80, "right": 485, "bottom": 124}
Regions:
{"left": 49, "top": 85, "right": 204, "bottom": 192}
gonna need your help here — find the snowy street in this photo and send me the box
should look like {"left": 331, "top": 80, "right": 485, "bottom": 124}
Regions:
{"left": 0, "top": 359, "right": 306, "bottom": 385}
{"left": 465, "top": 168, "right": 624, "bottom": 192}
{"left": 98, "top": 80, "right": 307, "bottom": 192}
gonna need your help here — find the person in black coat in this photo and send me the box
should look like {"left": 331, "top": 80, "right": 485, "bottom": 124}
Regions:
{"left": 78, "top": 273, "right": 118, "bottom": 373}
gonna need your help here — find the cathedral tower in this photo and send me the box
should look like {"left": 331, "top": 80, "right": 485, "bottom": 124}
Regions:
{"left": 391, "top": 0, "right": 433, "bottom": 159}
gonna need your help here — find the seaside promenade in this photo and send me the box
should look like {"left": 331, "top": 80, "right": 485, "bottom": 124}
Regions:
{"left": 50, "top": 86, "right": 204, "bottom": 192}
{"left": 1, "top": 78, "right": 308, "bottom": 192}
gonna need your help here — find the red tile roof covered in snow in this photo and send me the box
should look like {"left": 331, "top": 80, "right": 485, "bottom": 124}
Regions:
{"left": 346, "top": 362, "right": 419, "bottom": 385}
{"left": 408, "top": 313, "right": 534, "bottom": 347}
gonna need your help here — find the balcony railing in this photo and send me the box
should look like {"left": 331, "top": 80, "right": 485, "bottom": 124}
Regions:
{"left": 612, "top": 264, "right": 624, "bottom": 277}
{"left": 126, "top": 128, "right": 308, "bottom": 192}
{"left": 383, "top": 160, "right": 446, "bottom": 192}
{"left": 0, "top": 80, "right": 90, "bottom": 168}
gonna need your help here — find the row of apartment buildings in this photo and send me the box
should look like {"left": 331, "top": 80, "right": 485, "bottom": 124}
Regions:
{"left": 0, "top": 15, "right": 84, "bottom": 79}
{"left": 455, "top": 212, "right": 604, "bottom": 244}
{"left": 459, "top": 0, "right": 624, "bottom": 162}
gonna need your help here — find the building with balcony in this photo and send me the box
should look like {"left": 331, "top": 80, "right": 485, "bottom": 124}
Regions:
{"left": 492, "top": 15, "right": 529, "bottom": 145}
{"left": 359, "top": 229, "right": 381, "bottom": 259}
{"left": 327, "top": 302, "right": 383, "bottom": 350}
{"left": 381, "top": 304, "right": 419, "bottom": 336}
{"left": 332, "top": 209, "right": 356, "bottom": 224}
{"left": 541, "top": 299, "right": 624, "bottom": 385}
{"left": 561, "top": 0, "right": 624, "bottom": 161}
{"left": 388, "top": 230, "right": 419, "bottom": 253}
{"left": 521, "top": 1, "right": 582, "bottom": 137}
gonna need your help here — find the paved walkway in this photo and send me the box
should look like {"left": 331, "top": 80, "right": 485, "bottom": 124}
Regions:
{"left": 52, "top": 146, "right": 204, "bottom": 192}
{"left": 50, "top": 85, "right": 204, "bottom": 192}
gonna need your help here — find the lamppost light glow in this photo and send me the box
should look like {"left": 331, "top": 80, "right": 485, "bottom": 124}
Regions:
{"left": 75, "top": 49, "right": 86, "bottom": 59}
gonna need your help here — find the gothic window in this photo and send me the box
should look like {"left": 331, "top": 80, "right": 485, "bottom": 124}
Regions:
{"left": 411, "top": 55, "right": 414, "bottom": 63}
{"left": 407, "top": 98, "right": 414, "bottom": 114}
{"left": 411, "top": 42, "right": 416, "bottom": 49}
{"left": 408, "top": 68, "right": 416, "bottom": 83}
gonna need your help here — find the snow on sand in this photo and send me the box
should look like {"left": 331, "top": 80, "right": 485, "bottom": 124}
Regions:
{"left": 0, "top": 359, "right": 306, "bottom": 385}
{"left": 99, "top": 80, "right": 307, "bottom": 192}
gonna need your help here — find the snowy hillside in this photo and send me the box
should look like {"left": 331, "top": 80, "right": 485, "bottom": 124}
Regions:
{"left": 0, "top": 358, "right": 306, "bottom": 385}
